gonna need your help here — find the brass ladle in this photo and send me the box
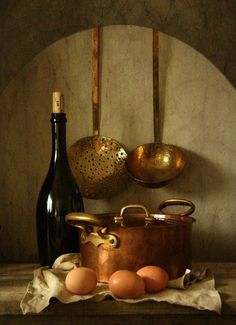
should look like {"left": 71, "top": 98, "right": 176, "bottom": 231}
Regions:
{"left": 125, "top": 30, "right": 186, "bottom": 188}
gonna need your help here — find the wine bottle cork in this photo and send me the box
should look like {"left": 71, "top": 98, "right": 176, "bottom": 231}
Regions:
{"left": 52, "top": 91, "right": 64, "bottom": 113}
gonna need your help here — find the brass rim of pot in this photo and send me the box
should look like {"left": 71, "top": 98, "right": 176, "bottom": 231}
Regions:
{"left": 65, "top": 200, "right": 196, "bottom": 229}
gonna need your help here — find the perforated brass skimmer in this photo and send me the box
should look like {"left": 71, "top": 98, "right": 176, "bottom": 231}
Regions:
{"left": 68, "top": 27, "right": 128, "bottom": 199}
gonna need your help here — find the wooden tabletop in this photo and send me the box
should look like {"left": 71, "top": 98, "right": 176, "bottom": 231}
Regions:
{"left": 0, "top": 263, "right": 236, "bottom": 324}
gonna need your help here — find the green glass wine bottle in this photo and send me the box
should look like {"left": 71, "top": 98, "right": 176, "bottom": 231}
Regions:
{"left": 36, "top": 91, "right": 84, "bottom": 267}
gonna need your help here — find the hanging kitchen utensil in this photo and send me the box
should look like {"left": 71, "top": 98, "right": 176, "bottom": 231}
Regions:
{"left": 68, "top": 27, "right": 128, "bottom": 199}
{"left": 125, "top": 29, "right": 186, "bottom": 188}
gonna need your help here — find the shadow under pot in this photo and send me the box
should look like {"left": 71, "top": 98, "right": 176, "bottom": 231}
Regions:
{"left": 65, "top": 199, "right": 195, "bottom": 282}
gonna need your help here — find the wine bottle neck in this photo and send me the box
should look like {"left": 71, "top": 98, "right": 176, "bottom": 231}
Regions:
{"left": 50, "top": 113, "right": 68, "bottom": 161}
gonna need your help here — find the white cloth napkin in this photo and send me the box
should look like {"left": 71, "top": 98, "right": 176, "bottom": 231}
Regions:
{"left": 20, "top": 253, "right": 222, "bottom": 314}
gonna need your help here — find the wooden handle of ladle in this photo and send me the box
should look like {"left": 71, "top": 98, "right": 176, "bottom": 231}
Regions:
{"left": 153, "top": 29, "right": 161, "bottom": 143}
{"left": 92, "top": 26, "right": 100, "bottom": 136}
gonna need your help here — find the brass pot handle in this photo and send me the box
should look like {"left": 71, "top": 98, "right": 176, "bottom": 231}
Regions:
{"left": 65, "top": 212, "right": 118, "bottom": 248}
{"left": 80, "top": 228, "right": 118, "bottom": 248}
{"left": 158, "top": 198, "right": 195, "bottom": 216}
{"left": 65, "top": 212, "right": 106, "bottom": 227}
{"left": 114, "top": 204, "right": 153, "bottom": 226}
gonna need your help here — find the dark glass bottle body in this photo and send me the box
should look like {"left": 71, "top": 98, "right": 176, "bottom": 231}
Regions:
{"left": 36, "top": 113, "right": 84, "bottom": 267}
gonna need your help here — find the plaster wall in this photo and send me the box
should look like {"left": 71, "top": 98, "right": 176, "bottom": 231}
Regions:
{"left": 0, "top": 26, "right": 236, "bottom": 262}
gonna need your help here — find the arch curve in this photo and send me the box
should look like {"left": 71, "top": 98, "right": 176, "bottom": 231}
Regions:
{"left": 0, "top": 0, "right": 236, "bottom": 93}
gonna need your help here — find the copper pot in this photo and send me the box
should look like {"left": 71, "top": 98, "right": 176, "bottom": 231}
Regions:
{"left": 66, "top": 199, "right": 195, "bottom": 282}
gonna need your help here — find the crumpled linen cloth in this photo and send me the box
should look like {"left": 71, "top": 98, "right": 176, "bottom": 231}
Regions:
{"left": 20, "top": 253, "right": 221, "bottom": 314}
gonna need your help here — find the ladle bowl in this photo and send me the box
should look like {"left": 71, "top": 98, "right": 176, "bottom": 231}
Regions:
{"left": 125, "top": 30, "right": 187, "bottom": 188}
{"left": 125, "top": 142, "right": 186, "bottom": 188}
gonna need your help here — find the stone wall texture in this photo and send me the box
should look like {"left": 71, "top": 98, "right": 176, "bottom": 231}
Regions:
{"left": 0, "top": 1, "right": 236, "bottom": 263}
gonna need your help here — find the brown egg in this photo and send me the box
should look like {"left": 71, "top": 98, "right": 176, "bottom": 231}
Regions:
{"left": 108, "top": 270, "right": 145, "bottom": 299}
{"left": 65, "top": 267, "right": 97, "bottom": 295}
{"left": 137, "top": 265, "right": 169, "bottom": 293}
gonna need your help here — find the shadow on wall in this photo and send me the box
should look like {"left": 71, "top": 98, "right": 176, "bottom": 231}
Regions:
{"left": 165, "top": 149, "right": 236, "bottom": 261}
{"left": 192, "top": 227, "right": 236, "bottom": 262}
{"left": 166, "top": 149, "right": 227, "bottom": 198}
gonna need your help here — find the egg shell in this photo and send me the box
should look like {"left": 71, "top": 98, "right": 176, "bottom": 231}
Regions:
{"left": 65, "top": 267, "right": 97, "bottom": 295}
{"left": 137, "top": 265, "right": 169, "bottom": 293}
{"left": 108, "top": 270, "right": 145, "bottom": 299}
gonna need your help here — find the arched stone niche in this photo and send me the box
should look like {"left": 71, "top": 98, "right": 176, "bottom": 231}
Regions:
{"left": 0, "top": 0, "right": 236, "bottom": 93}
{"left": 0, "top": 24, "right": 236, "bottom": 262}
{"left": 0, "top": 1, "right": 236, "bottom": 263}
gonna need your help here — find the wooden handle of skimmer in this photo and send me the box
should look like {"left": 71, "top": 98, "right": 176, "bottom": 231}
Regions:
{"left": 92, "top": 27, "right": 100, "bottom": 136}
{"left": 153, "top": 29, "right": 161, "bottom": 143}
